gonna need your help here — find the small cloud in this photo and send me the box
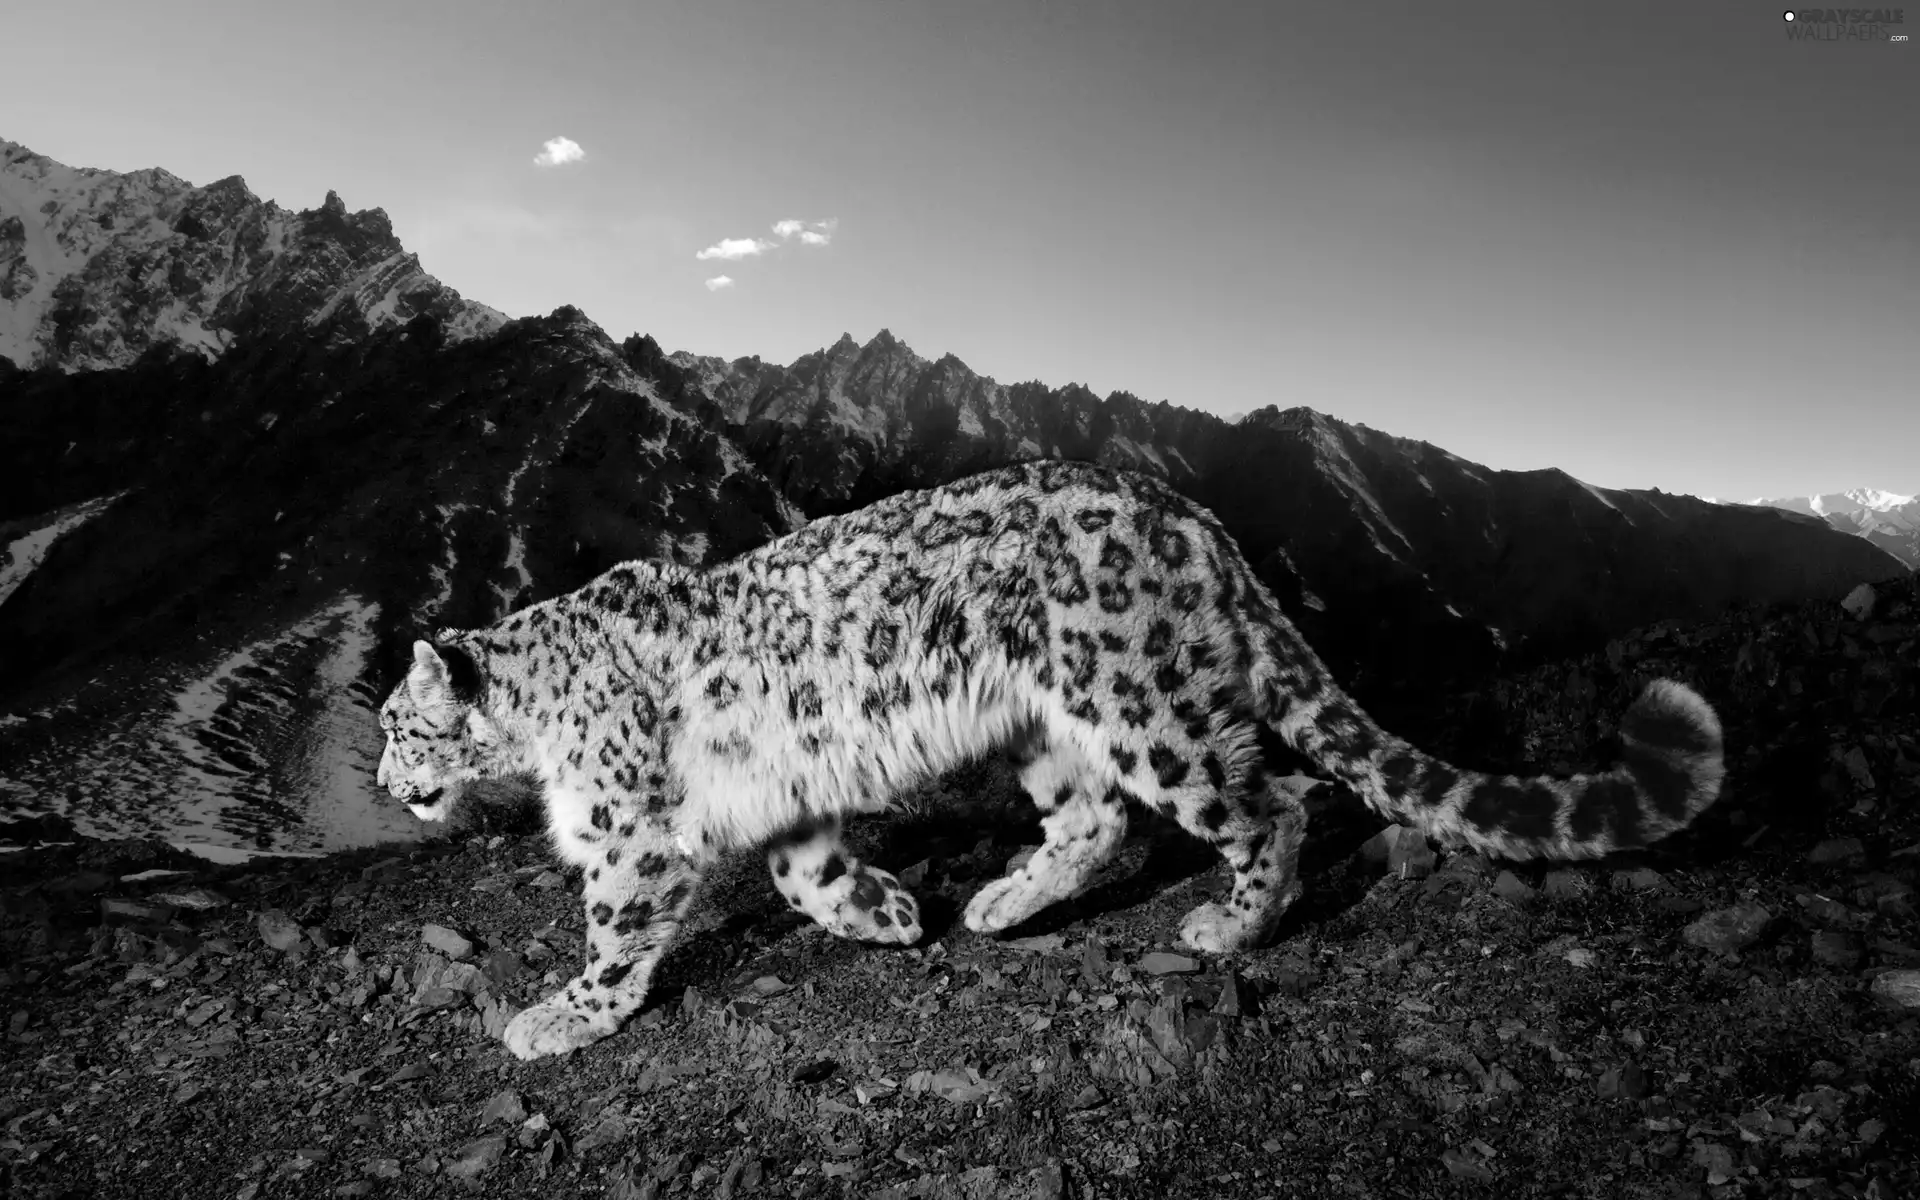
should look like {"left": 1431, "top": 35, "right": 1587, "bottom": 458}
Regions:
{"left": 696, "top": 237, "right": 777, "bottom": 261}
{"left": 704, "top": 275, "right": 735, "bottom": 291}
{"left": 533, "top": 136, "right": 586, "bottom": 167}
{"left": 773, "top": 217, "right": 838, "bottom": 246}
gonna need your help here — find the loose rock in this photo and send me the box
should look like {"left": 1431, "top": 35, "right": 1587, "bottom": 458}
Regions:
{"left": 1869, "top": 969, "right": 1920, "bottom": 1009}
{"left": 442, "top": 1136, "right": 506, "bottom": 1182}
{"left": 1810, "top": 930, "right": 1863, "bottom": 969}
{"left": 517, "top": 1113, "right": 552, "bottom": 1149}
{"left": 1840, "top": 582, "right": 1877, "bottom": 620}
{"left": 438, "top": 962, "right": 488, "bottom": 994}
{"left": 482, "top": 1089, "right": 526, "bottom": 1125}
{"left": 421, "top": 924, "right": 475, "bottom": 960}
{"left": 1842, "top": 747, "right": 1877, "bottom": 790}
{"left": 574, "top": 1112, "right": 630, "bottom": 1158}
{"left": 255, "top": 910, "right": 305, "bottom": 954}
{"left": 1682, "top": 902, "right": 1771, "bottom": 952}
{"left": 1492, "top": 870, "right": 1535, "bottom": 903}
{"left": 152, "top": 887, "right": 228, "bottom": 911}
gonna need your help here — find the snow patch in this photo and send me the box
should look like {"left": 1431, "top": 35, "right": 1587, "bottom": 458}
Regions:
{"left": 157, "top": 596, "right": 407, "bottom": 848}
{"left": 0, "top": 492, "right": 128, "bottom": 607}
{"left": 170, "top": 841, "right": 322, "bottom": 865}
{"left": 1749, "top": 489, "right": 1916, "bottom": 514}
{"left": 663, "top": 530, "right": 711, "bottom": 567}
{"left": 287, "top": 597, "right": 405, "bottom": 850}
{"left": 1577, "top": 480, "right": 1620, "bottom": 512}
{"left": 493, "top": 530, "right": 533, "bottom": 618}
{"left": 501, "top": 450, "right": 537, "bottom": 508}
{"left": 0, "top": 593, "right": 421, "bottom": 855}
{"left": 0, "top": 150, "right": 89, "bottom": 365}
{"left": 423, "top": 502, "right": 469, "bottom": 618}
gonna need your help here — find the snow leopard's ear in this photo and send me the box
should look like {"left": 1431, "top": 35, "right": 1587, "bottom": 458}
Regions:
{"left": 408, "top": 641, "right": 453, "bottom": 709}
{"left": 407, "top": 639, "right": 483, "bottom": 708}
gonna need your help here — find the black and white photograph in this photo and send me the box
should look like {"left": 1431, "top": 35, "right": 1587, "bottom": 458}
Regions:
{"left": 1, "top": 2, "right": 1915, "bottom": 1196}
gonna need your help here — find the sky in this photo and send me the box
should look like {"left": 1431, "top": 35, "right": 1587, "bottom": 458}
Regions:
{"left": 4, "top": 0, "right": 1915, "bottom": 501}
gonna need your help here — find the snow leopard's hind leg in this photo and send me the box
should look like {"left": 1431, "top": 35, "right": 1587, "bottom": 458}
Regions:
{"left": 964, "top": 732, "right": 1130, "bottom": 934}
{"left": 766, "top": 816, "right": 922, "bottom": 945}
{"left": 1170, "top": 757, "right": 1307, "bottom": 954}
{"left": 503, "top": 843, "right": 702, "bottom": 1060}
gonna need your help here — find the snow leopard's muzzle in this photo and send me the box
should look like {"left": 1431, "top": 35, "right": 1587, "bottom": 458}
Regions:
{"left": 386, "top": 780, "right": 454, "bottom": 823}
{"left": 376, "top": 747, "right": 456, "bottom": 822}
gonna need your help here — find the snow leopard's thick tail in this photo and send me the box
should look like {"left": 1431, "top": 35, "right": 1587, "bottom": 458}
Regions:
{"left": 1249, "top": 629, "right": 1726, "bottom": 861}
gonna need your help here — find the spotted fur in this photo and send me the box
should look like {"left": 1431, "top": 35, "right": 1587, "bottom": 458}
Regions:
{"left": 376, "top": 460, "right": 1724, "bottom": 1060}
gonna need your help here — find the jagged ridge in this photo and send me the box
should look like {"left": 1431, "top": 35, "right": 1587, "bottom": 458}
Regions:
{"left": 0, "top": 138, "right": 507, "bottom": 372}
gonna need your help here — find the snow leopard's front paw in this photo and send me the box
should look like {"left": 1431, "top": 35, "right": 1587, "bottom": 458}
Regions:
{"left": 824, "top": 866, "right": 922, "bottom": 946}
{"left": 502, "top": 1001, "right": 612, "bottom": 1061}
{"left": 963, "top": 874, "right": 1050, "bottom": 935}
{"left": 1177, "top": 902, "right": 1252, "bottom": 954}
{"left": 1177, "top": 883, "right": 1299, "bottom": 954}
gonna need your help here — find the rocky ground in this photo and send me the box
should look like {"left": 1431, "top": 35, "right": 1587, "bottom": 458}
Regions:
{"left": 3, "top": 577, "right": 1917, "bottom": 1200}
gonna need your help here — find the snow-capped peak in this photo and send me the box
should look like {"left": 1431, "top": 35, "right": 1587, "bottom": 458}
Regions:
{"left": 1744, "top": 489, "right": 1917, "bottom": 515}
{"left": 1737, "top": 488, "right": 1920, "bottom": 569}
{"left": 1831, "top": 487, "right": 1916, "bottom": 513}
{"left": 0, "top": 137, "right": 507, "bottom": 372}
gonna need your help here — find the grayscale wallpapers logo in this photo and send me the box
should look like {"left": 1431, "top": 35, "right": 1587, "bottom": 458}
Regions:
{"left": 1783, "top": 8, "right": 1909, "bottom": 40}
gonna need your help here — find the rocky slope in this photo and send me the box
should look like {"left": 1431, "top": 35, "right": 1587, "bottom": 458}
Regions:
{"left": 0, "top": 138, "right": 506, "bottom": 372}
{"left": 1740, "top": 491, "right": 1920, "bottom": 571}
{"left": 1, "top": 575, "right": 1915, "bottom": 1199}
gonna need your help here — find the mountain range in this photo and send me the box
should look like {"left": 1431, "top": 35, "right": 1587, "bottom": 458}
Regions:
{"left": 1733, "top": 490, "right": 1920, "bottom": 571}
{"left": 0, "top": 137, "right": 1909, "bottom": 857}
{"left": 0, "top": 137, "right": 505, "bottom": 373}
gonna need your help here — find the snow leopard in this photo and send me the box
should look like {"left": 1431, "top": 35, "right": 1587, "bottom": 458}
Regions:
{"left": 376, "top": 459, "right": 1724, "bottom": 1060}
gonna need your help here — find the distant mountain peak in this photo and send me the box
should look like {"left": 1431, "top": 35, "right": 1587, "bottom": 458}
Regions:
{"left": 0, "top": 136, "right": 508, "bottom": 372}
{"left": 1745, "top": 488, "right": 1915, "bottom": 512}
{"left": 1739, "top": 488, "right": 1920, "bottom": 569}
{"left": 1237, "top": 404, "right": 1344, "bottom": 441}
{"left": 1836, "top": 487, "right": 1915, "bottom": 512}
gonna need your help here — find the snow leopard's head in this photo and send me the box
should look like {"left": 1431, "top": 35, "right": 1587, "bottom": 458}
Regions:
{"left": 376, "top": 638, "right": 507, "bottom": 822}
